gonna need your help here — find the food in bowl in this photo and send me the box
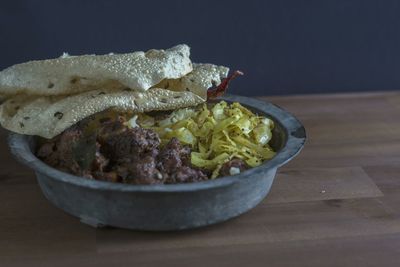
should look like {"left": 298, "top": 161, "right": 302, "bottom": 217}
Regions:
{"left": 36, "top": 101, "right": 275, "bottom": 184}
{"left": 0, "top": 44, "right": 275, "bottom": 184}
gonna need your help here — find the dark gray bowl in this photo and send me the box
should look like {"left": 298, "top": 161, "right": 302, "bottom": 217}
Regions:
{"left": 8, "top": 95, "right": 306, "bottom": 231}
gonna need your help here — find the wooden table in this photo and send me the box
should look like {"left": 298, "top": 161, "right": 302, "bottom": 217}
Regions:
{"left": 1, "top": 91, "right": 400, "bottom": 267}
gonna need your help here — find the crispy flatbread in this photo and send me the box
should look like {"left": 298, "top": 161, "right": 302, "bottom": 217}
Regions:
{"left": 0, "top": 88, "right": 204, "bottom": 138}
{"left": 0, "top": 44, "right": 229, "bottom": 138}
{"left": 0, "top": 44, "right": 192, "bottom": 96}
{"left": 155, "top": 63, "right": 229, "bottom": 99}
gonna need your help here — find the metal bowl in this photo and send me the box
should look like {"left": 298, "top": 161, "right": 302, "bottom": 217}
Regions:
{"left": 8, "top": 95, "right": 306, "bottom": 231}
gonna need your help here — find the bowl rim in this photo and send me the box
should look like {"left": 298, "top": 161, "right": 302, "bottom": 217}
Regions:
{"left": 8, "top": 94, "right": 306, "bottom": 192}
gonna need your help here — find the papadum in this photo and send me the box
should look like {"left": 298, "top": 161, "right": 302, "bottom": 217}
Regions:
{"left": 0, "top": 44, "right": 229, "bottom": 138}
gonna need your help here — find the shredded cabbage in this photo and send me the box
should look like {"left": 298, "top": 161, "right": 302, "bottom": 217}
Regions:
{"left": 135, "top": 101, "right": 275, "bottom": 178}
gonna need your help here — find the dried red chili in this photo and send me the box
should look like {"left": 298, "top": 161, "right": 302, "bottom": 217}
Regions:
{"left": 207, "top": 70, "right": 243, "bottom": 99}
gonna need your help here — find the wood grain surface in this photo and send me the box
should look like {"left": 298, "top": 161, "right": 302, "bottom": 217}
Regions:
{"left": 1, "top": 91, "right": 400, "bottom": 267}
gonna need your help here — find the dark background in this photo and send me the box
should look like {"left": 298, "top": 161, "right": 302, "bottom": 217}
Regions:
{"left": 1, "top": 0, "right": 400, "bottom": 96}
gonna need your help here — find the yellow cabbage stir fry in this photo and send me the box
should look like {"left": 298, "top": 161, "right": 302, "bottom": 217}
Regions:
{"left": 130, "top": 101, "right": 275, "bottom": 178}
